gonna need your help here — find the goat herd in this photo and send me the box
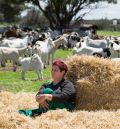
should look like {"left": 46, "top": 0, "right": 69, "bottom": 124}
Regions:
{"left": 0, "top": 27, "right": 120, "bottom": 80}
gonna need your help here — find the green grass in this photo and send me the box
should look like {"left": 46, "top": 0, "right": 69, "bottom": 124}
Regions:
{"left": 97, "top": 30, "right": 120, "bottom": 36}
{"left": 0, "top": 49, "right": 72, "bottom": 93}
{"left": 0, "top": 67, "right": 51, "bottom": 93}
{"left": 54, "top": 48, "right": 72, "bottom": 59}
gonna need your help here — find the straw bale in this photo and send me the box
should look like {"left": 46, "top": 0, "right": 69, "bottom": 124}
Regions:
{"left": 0, "top": 92, "right": 120, "bottom": 129}
{"left": 66, "top": 55, "right": 120, "bottom": 110}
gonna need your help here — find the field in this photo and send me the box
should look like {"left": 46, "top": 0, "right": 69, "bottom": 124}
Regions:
{"left": 97, "top": 30, "right": 120, "bottom": 36}
{"left": 0, "top": 31, "right": 120, "bottom": 129}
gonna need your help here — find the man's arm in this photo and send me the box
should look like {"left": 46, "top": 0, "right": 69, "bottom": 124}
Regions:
{"left": 36, "top": 83, "right": 47, "bottom": 96}
{"left": 52, "top": 81, "right": 75, "bottom": 103}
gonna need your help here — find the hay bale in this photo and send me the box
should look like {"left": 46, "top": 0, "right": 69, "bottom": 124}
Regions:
{"left": 66, "top": 55, "right": 120, "bottom": 110}
{"left": 0, "top": 91, "right": 120, "bottom": 129}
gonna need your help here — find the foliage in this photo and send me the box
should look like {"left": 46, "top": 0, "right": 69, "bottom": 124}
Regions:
{"left": 0, "top": 0, "right": 25, "bottom": 22}
{"left": 23, "top": 0, "right": 117, "bottom": 29}
{"left": 20, "top": 9, "right": 49, "bottom": 29}
{"left": 0, "top": 0, "right": 117, "bottom": 28}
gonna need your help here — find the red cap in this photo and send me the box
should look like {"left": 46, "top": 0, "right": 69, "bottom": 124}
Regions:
{"left": 52, "top": 60, "right": 68, "bottom": 73}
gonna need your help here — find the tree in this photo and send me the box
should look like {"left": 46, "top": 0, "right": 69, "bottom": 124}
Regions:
{"left": 20, "top": 8, "right": 49, "bottom": 29}
{"left": 0, "top": 0, "right": 25, "bottom": 22}
{"left": 24, "top": 0, "right": 117, "bottom": 30}
{"left": 0, "top": 0, "right": 117, "bottom": 28}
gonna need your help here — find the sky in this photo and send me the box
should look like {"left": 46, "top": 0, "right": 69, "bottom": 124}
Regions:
{"left": 83, "top": 0, "right": 120, "bottom": 20}
{"left": 21, "top": 0, "right": 120, "bottom": 20}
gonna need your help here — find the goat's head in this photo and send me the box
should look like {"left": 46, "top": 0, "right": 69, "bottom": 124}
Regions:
{"left": 31, "top": 54, "right": 40, "bottom": 62}
{"left": 110, "top": 41, "right": 120, "bottom": 51}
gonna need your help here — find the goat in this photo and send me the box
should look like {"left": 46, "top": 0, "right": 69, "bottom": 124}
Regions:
{"left": 19, "top": 54, "right": 44, "bottom": 80}
{"left": 0, "top": 34, "right": 32, "bottom": 48}
{"left": 0, "top": 47, "right": 29, "bottom": 71}
{"left": 33, "top": 38, "right": 55, "bottom": 68}
{"left": 73, "top": 42, "right": 111, "bottom": 58}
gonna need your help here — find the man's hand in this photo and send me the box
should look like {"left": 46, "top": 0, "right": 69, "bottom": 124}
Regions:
{"left": 39, "top": 101, "right": 49, "bottom": 110}
{"left": 36, "top": 94, "right": 51, "bottom": 110}
{"left": 36, "top": 94, "right": 46, "bottom": 103}
{"left": 36, "top": 94, "right": 53, "bottom": 103}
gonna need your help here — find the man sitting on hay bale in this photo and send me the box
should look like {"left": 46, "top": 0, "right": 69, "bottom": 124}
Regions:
{"left": 19, "top": 60, "right": 76, "bottom": 117}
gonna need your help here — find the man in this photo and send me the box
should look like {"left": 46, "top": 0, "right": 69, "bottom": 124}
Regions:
{"left": 19, "top": 60, "right": 76, "bottom": 117}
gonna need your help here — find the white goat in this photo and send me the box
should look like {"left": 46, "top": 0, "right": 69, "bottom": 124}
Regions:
{"left": 19, "top": 54, "right": 44, "bottom": 80}
{"left": 84, "top": 37, "right": 115, "bottom": 48}
{"left": 33, "top": 37, "right": 55, "bottom": 67}
{"left": 0, "top": 34, "right": 32, "bottom": 48}
{"left": 73, "top": 40, "right": 120, "bottom": 58}
{"left": 0, "top": 47, "right": 28, "bottom": 71}
{"left": 73, "top": 44, "right": 110, "bottom": 58}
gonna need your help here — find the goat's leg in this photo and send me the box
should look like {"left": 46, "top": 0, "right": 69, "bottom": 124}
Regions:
{"left": 47, "top": 53, "right": 50, "bottom": 65}
{"left": 13, "top": 62, "right": 17, "bottom": 72}
{"left": 43, "top": 59, "right": 46, "bottom": 69}
{"left": 42, "top": 56, "right": 46, "bottom": 69}
{"left": 21, "top": 71, "right": 26, "bottom": 80}
{"left": 43, "top": 56, "right": 47, "bottom": 68}
{"left": 43, "top": 63, "right": 46, "bottom": 69}
{"left": 39, "top": 70, "right": 44, "bottom": 80}
{"left": 44, "top": 54, "right": 47, "bottom": 65}
{"left": 36, "top": 70, "right": 40, "bottom": 80}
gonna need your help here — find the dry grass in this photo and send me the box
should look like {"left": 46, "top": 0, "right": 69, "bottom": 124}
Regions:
{"left": 66, "top": 55, "right": 120, "bottom": 110}
{"left": 1, "top": 55, "right": 120, "bottom": 129}
{"left": 0, "top": 91, "right": 120, "bottom": 129}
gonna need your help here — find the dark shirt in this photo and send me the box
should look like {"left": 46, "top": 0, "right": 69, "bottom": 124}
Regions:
{"left": 36, "top": 78, "right": 76, "bottom": 105}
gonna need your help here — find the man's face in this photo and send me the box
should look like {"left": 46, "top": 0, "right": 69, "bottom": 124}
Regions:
{"left": 51, "top": 65, "right": 65, "bottom": 80}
